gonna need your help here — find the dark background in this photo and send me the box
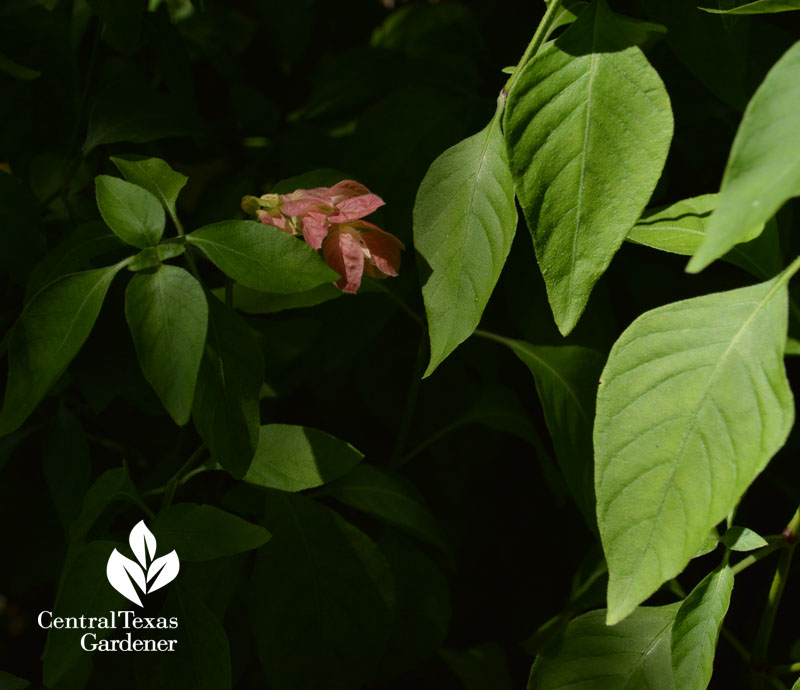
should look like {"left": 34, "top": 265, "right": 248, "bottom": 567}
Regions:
{"left": 2, "top": 0, "right": 800, "bottom": 688}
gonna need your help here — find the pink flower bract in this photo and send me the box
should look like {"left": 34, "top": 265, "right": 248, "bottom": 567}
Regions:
{"left": 243, "top": 179, "right": 402, "bottom": 293}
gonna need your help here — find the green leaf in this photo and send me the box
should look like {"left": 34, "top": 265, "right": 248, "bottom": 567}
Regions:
{"left": 692, "top": 529, "right": 720, "bottom": 559}
{"left": 42, "top": 541, "right": 125, "bottom": 687}
{"left": 326, "top": 464, "right": 447, "bottom": 553}
{"left": 126, "top": 242, "right": 186, "bottom": 272}
{"left": 136, "top": 584, "right": 231, "bottom": 690}
{"left": 483, "top": 333, "right": 603, "bottom": 529}
{"left": 528, "top": 604, "right": 678, "bottom": 690}
{"left": 125, "top": 265, "right": 208, "bottom": 425}
{"left": 373, "top": 534, "right": 451, "bottom": 682}
{"left": 111, "top": 155, "right": 188, "bottom": 226}
{"left": 95, "top": 175, "right": 165, "bottom": 248}
{"left": 43, "top": 407, "right": 91, "bottom": 529}
{"left": 0, "top": 671, "right": 30, "bottom": 690}
{"left": 186, "top": 221, "right": 338, "bottom": 294}
{"left": 218, "top": 282, "right": 342, "bottom": 314}
{"left": 69, "top": 466, "right": 138, "bottom": 540}
{"left": 792, "top": 679, "right": 800, "bottom": 690}
{"left": 414, "top": 99, "right": 518, "bottom": 375}
{"left": 671, "top": 566, "right": 733, "bottom": 690}
{"left": 0, "top": 263, "right": 125, "bottom": 437}
{"left": 504, "top": 0, "right": 673, "bottom": 334}
{"left": 193, "top": 295, "right": 263, "bottom": 478}
{"left": 629, "top": 195, "right": 781, "bottom": 280}
{"left": 153, "top": 503, "right": 270, "bottom": 561}
{"left": 243, "top": 424, "right": 364, "bottom": 491}
{"left": 702, "top": 0, "right": 800, "bottom": 13}
{"left": 595, "top": 273, "right": 794, "bottom": 624}
{"left": 787, "top": 337, "right": 800, "bottom": 356}
{"left": 688, "top": 41, "right": 800, "bottom": 272}
{"left": 721, "top": 526, "right": 768, "bottom": 551}
{"left": 250, "top": 492, "right": 392, "bottom": 690}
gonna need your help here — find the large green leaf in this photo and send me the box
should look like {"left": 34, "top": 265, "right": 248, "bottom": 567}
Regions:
{"left": 528, "top": 604, "right": 678, "bottom": 690}
{"left": 595, "top": 273, "right": 794, "bottom": 624}
{"left": 326, "top": 464, "right": 447, "bottom": 553}
{"left": 193, "top": 295, "right": 263, "bottom": 478}
{"left": 42, "top": 541, "right": 125, "bottom": 687}
{"left": 0, "top": 263, "right": 125, "bottom": 437}
{"left": 628, "top": 194, "right": 781, "bottom": 279}
{"left": 111, "top": 155, "right": 188, "bottom": 227}
{"left": 504, "top": 0, "right": 673, "bottom": 335}
{"left": 671, "top": 565, "right": 733, "bottom": 690}
{"left": 186, "top": 221, "right": 338, "bottom": 294}
{"left": 153, "top": 503, "right": 270, "bottom": 561}
{"left": 243, "top": 424, "right": 364, "bottom": 491}
{"left": 125, "top": 265, "right": 208, "bottom": 425}
{"left": 702, "top": 0, "right": 800, "bottom": 13}
{"left": 414, "top": 99, "right": 517, "bottom": 376}
{"left": 483, "top": 333, "right": 603, "bottom": 529}
{"left": 688, "top": 41, "right": 800, "bottom": 272}
{"left": 95, "top": 175, "right": 165, "bottom": 248}
{"left": 250, "top": 492, "right": 392, "bottom": 690}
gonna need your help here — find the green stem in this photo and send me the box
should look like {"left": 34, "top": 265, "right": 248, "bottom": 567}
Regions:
{"left": 731, "top": 539, "right": 784, "bottom": 576}
{"left": 389, "top": 334, "right": 427, "bottom": 466}
{"left": 145, "top": 445, "right": 207, "bottom": 508}
{"left": 503, "top": 0, "right": 564, "bottom": 96}
{"left": 752, "top": 505, "right": 800, "bottom": 680}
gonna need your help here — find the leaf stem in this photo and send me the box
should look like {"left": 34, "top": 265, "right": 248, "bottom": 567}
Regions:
{"left": 144, "top": 444, "right": 207, "bottom": 506}
{"left": 503, "top": 0, "right": 563, "bottom": 97}
{"left": 731, "top": 539, "right": 785, "bottom": 576}
{"left": 752, "top": 505, "right": 800, "bottom": 680}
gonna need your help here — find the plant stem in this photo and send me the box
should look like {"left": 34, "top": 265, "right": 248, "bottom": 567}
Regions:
{"left": 504, "top": 0, "right": 563, "bottom": 96}
{"left": 731, "top": 539, "right": 784, "bottom": 576}
{"left": 145, "top": 445, "right": 208, "bottom": 509}
{"left": 752, "top": 505, "right": 800, "bottom": 683}
{"left": 389, "top": 334, "right": 427, "bottom": 466}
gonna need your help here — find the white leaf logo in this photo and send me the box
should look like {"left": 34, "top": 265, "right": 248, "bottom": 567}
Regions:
{"left": 106, "top": 520, "right": 180, "bottom": 606}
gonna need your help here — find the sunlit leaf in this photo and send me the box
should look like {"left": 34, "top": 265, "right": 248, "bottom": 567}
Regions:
{"left": 689, "top": 40, "right": 800, "bottom": 272}
{"left": 504, "top": 0, "right": 672, "bottom": 334}
{"left": 595, "top": 273, "right": 794, "bottom": 624}
{"left": 528, "top": 605, "right": 678, "bottom": 689}
{"left": 414, "top": 99, "right": 517, "bottom": 375}
{"left": 702, "top": 0, "right": 800, "bottom": 13}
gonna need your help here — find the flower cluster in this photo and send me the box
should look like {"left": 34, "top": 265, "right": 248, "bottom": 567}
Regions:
{"left": 242, "top": 181, "right": 404, "bottom": 294}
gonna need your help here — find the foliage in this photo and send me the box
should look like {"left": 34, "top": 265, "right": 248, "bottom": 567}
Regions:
{"left": 2, "top": 1, "right": 800, "bottom": 689}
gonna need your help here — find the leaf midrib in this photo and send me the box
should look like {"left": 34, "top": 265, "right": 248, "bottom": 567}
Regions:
{"left": 618, "top": 275, "right": 786, "bottom": 611}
